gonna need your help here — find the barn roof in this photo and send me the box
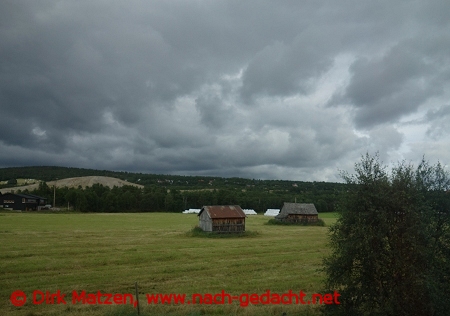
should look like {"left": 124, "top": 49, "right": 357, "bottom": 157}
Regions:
{"left": 275, "top": 203, "right": 318, "bottom": 219}
{"left": 1, "top": 193, "right": 46, "bottom": 200}
{"left": 199, "top": 205, "right": 246, "bottom": 219}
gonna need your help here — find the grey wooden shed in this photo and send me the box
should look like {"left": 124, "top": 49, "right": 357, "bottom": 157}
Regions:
{"left": 275, "top": 203, "right": 318, "bottom": 223}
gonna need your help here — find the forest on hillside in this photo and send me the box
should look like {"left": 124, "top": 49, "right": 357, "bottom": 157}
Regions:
{"left": 0, "top": 166, "right": 347, "bottom": 213}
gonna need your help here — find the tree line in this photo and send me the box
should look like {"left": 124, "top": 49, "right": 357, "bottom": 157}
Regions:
{"left": 0, "top": 166, "right": 347, "bottom": 192}
{"left": 17, "top": 181, "right": 342, "bottom": 213}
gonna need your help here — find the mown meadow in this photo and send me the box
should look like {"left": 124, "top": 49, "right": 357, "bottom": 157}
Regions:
{"left": 0, "top": 212, "right": 338, "bottom": 316}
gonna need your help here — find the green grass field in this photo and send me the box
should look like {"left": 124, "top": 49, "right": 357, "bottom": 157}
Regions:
{"left": 0, "top": 212, "right": 337, "bottom": 316}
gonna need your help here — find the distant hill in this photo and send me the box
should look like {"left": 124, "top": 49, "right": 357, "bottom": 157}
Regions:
{"left": 0, "top": 165, "right": 347, "bottom": 192}
{"left": 0, "top": 166, "right": 134, "bottom": 182}
{"left": 0, "top": 176, "right": 143, "bottom": 194}
{"left": 0, "top": 166, "right": 347, "bottom": 213}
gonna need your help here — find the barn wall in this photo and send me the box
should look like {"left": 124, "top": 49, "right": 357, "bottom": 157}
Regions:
{"left": 284, "top": 214, "right": 318, "bottom": 223}
{"left": 1, "top": 194, "right": 25, "bottom": 211}
{"left": 1, "top": 194, "right": 45, "bottom": 211}
{"left": 211, "top": 218, "right": 245, "bottom": 233}
{"left": 198, "top": 211, "right": 213, "bottom": 232}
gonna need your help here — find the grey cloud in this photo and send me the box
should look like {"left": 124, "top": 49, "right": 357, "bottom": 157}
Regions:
{"left": 426, "top": 105, "right": 450, "bottom": 121}
{"left": 341, "top": 39, "right": 450, "bottom": 128}
{"left": 1, "top": 0, "right": 450, "bottom": 181}
{"left": 239, "top": 29, "right": 335, "bottom": 102}
{"left": 195, "top": 91, "right": 233, "bottom": 129}
{"left": 425, "top": 105, "right": 450, "bottom": 139}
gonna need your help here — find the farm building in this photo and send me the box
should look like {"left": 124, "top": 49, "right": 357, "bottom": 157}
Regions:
{"left": 198, "top": 205, "right": 246, "bottom": 233}
{"left": 275, "top": 203, "right": 318, "bottom": 223}
{"left": 0, "top": 193, "right": 47, "bottom": 211}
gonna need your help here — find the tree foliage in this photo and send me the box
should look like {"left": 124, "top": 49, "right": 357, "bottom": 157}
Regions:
{"left": 0, "top": 166, "right": 346, "bottom": 212}
{"left": 323, "top": 153, "right": 450, "bottom": 316}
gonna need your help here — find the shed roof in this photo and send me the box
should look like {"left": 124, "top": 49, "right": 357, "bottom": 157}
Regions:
{"left": 199, "top": 205, "right": 246, "bottom": 219}
{"left": 275, "top": 203, "right": 318, "bottom": 219}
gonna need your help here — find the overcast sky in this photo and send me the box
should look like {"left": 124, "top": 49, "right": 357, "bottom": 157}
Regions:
{"left": 1, "top": 1, "right": 449, "bottom": 181}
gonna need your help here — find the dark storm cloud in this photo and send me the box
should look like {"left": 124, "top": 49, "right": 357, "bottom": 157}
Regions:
{"left": 342, "top": 38, "right": 450, "bottom": 128}
{"left": 1, "top": 0, "right": 450, "bottom": 181}
{"left": 240, "top": 39, "right": 333, "bottom": 102}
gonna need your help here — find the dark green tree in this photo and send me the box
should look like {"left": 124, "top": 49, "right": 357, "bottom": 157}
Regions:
{"left": 35, "top": 181, "right": 52, "bottom": 198}
{"left": 323, "top": 153, "right": 450, "bottom": 316}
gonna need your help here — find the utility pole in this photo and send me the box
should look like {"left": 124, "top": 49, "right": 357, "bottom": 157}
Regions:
{"left": 53, "top": 179, "right": 58, "bottom": 207}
